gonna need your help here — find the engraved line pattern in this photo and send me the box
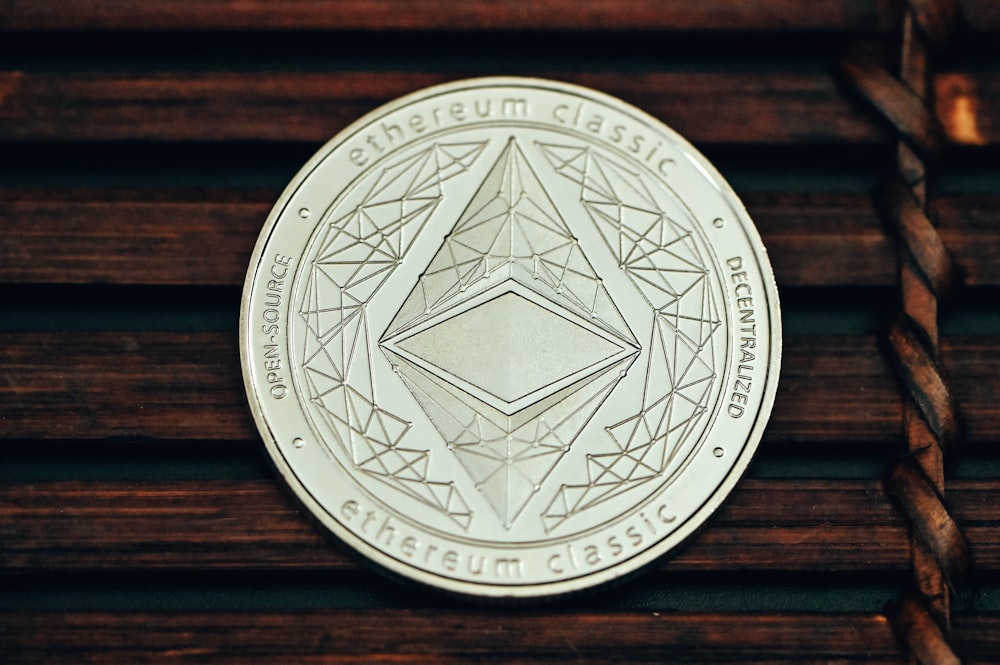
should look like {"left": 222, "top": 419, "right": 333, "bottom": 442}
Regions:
{"left": 538, "top": 142, "right": 722, "bottom": 532}
{"left": 298, "top": 141, "right": 488, "bottom": 529}
{"left": 383, "top": 140, "right": 633, "bottom": 342}
{"left": 381, "top": 138, "right": 640, "bottom": 529}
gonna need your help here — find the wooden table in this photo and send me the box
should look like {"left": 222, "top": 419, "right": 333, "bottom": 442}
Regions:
{"left": 1, "top": 2, "right": 998, "bottom": 662}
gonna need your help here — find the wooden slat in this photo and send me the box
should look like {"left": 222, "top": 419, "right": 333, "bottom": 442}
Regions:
{"left": 4, "top": 333, "right": 998, "bottom": 444}
{"left": 0, "top": 188, "right": 271, "bottom": 286}
{"left": 0, "top": 0, "right": 903, "bottom": 33}
{"left": 0, "top": 333, "right": 879, "bottom": 443}
{"left": 3, "top": 1, "right": 998, "bottom": 33}
{"left": 3, "top": 189, "right": 999, "bottom": 288}
{"left": 0, "top": 478, "right": 916, "bottom": 573}
{"left": 0, "top": 331, "right": 248, "bottom": 441}
{"left": 0, "top": 70, "right": 890, "bottom": 144}
{"left": 3, "top": 477, "right": 997, "bottom": 575}
{"left": 10, "top": 189, "right": 1000, "bottom": 288}
{"left": 3, "top": 610, "right": 998, "bottom": 664}
{"left": 2, "top": 70, "right": 998, "bottom": 146}
{"left": 0, "top": 610, "right": 909, "bottom": 664}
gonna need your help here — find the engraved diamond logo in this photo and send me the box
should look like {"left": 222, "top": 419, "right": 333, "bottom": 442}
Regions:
{"left": 380, "top": 138, "right": 639, "bottom": 528}
{"left": 384, "top": 288, "right": 634, "bottom": 414}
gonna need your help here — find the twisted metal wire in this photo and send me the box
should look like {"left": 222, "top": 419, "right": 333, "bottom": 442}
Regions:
{"left": 839, "top": 1, "right": 972, "bottom": 662}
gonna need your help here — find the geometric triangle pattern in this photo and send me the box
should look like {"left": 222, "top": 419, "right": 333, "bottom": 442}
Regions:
{"left": 380, "top": 138, "right": 640, "bottom": 528}
{"left": 388, "top": 344, "right": 633, "bottom": 529}
{"left": 538, "top": 142, "right": 722, "bottom": 532}
{"left": 301, "top": 141, "right": 488, "bottom": 350}
{"left": 383, "top": 139, "right": 634, "bottom": 342}
{"left": 298, "top": 141, "right": 489, "bottom": 529}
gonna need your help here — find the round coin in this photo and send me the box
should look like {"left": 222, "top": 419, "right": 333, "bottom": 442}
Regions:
{"left": 241, "top": 77, "right": 780, "bottom": 599}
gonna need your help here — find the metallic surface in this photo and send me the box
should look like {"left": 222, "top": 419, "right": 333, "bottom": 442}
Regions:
{"left": 241, "top": 78, "right": 781, "bottom": 599}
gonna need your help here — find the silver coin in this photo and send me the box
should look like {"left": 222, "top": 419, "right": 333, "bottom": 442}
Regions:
{"left": 241, "top": 77, "right": 780, "bottom": 599}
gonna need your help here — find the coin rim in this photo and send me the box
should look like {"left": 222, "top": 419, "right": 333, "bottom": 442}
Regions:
{"left": 240, "top": 76, "right": 782, "bottom": 599}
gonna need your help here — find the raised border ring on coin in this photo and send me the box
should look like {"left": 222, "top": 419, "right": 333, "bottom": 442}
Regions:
{"left": 241, "top": 77, "right": 781, "bottom": 600}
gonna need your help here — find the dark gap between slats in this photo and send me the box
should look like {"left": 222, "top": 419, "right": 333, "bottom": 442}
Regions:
{"left": 0, "top": 143, "right": 314, "bottom": 189}
{"left": 5, "top": 438, "right": 1000, "bottom": 483}
{"left": 2, "top": 143, "right": 997, "bottom": 192}
{"left": 754, "top": 445, "right": 1000, "bottom": 479}
{"left": 0, "top": 142, "right": 895, "bottom": 190}
{"left": 0, "top": 440, "right": 269, "bottom": 481}
{"left": 0, "top": 284, "right": 880, "bottom": 333}
{"left": 939, "top": 153, "right": 1000, "bottom": 193}
{"left": 784, "top": 287, "right": 1000, "bottom": 336}
{"left": 0, "top": 570, "right": 916, "bottom": 612}
{"left": 5, "top": 285, "right": 999, "bottom": 334}
{"left": 0, "top": 285, "right": 239, "bottom": 332}
{"left": 0, "top": 31, "right": 860, "bottom": 74}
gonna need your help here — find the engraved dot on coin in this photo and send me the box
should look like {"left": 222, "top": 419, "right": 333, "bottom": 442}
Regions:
{"left": 293, "top": 437, "right": 305, "bottom": 448}
{"left": 713, "top": 217, "right": 725, "bottom": 228}
{"left": 713, "top": 447, "right": 725, "bottom": 458}
{"left": 298, "top": 208, "right": 311, "bottom": 219}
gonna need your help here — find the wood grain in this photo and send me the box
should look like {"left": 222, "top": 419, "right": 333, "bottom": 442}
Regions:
{"left": 0, "top": 333, "right": 866, "bottom": 442}
{"left": 0, "top": 0, "right": 903, "bottom": 32}
{"left": 0, "top": 70, "right": 890, "bottom": 144}
{"left": 0, "top": 610, "right": 911, "bottom": 663}
{"left": 4, "top": 333, "right": 999, "bottom": 445}
{"left": 0, "top": 3, "right": 997, "bottom": 662}
{"left": 2, "top": 609, "right": 997, "bottom": 664}
{"left": 5, "top": 333, "right": 997, "bottom": 445}
{"left": 3, "top": 189, "right": 1000, "bottom": 288}
{"left": 2, "top": 69, "right": 998, "bottom": 146}
{"left": 0, "top": 188, "right": 271, "bottom": 286}
{"left": 2, "top": 477, "right": 997, "bottom": 574}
